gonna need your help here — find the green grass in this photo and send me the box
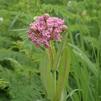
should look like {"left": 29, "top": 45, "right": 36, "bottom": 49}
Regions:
{"left": 0, "top": 0, "right": 101, "bottom": 101}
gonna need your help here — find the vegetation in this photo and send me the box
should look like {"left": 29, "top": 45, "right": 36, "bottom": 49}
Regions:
{"left": 0, "top": 0, "right": 101, "bottom": 101}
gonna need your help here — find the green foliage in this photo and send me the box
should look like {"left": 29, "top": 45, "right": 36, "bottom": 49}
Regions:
{"left": 0, "top": 0, "right": 101, "bottom": 101}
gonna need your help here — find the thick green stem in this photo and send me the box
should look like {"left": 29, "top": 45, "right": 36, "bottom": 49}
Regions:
{"left": 53, "top": 47, "right": 71, "bottom": 101}
{"left": 47, "top": 44, "right": 56, "bottom": 100}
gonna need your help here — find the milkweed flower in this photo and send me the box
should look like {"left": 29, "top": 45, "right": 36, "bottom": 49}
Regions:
{"left": 28, "top": 14, "right": 67, "bottom": 48}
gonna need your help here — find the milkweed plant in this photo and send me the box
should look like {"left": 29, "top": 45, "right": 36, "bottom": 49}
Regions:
{"left": 28, "top": 14, "right": 71, "bottom": 101}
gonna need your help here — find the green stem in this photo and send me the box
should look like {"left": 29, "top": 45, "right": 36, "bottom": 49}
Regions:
{"left": 48, "top": 46, "right": 54, "bottom": 69}
{"left": 53, "top": 47, "right": 71, "bottom": 101}
{"left": 47, "top": 44, "right": 56, "bottom": 100}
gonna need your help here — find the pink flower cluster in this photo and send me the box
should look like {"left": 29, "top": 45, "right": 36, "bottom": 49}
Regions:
{"left": 28, "top": 14, "right": 67, "bottom": 48}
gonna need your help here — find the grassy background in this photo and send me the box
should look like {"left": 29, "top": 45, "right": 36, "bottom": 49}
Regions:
{"left": 0, "top": 0, "right": 101, "bottom": 101}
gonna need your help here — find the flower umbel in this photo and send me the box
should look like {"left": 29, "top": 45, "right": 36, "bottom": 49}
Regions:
{"left": 28, "top": 14, "right": 67, "bottom": 48}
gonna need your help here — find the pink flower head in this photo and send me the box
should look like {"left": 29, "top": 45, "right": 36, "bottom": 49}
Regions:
{"left": 28, "top": 14, "right": 67, "bottom": 48}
